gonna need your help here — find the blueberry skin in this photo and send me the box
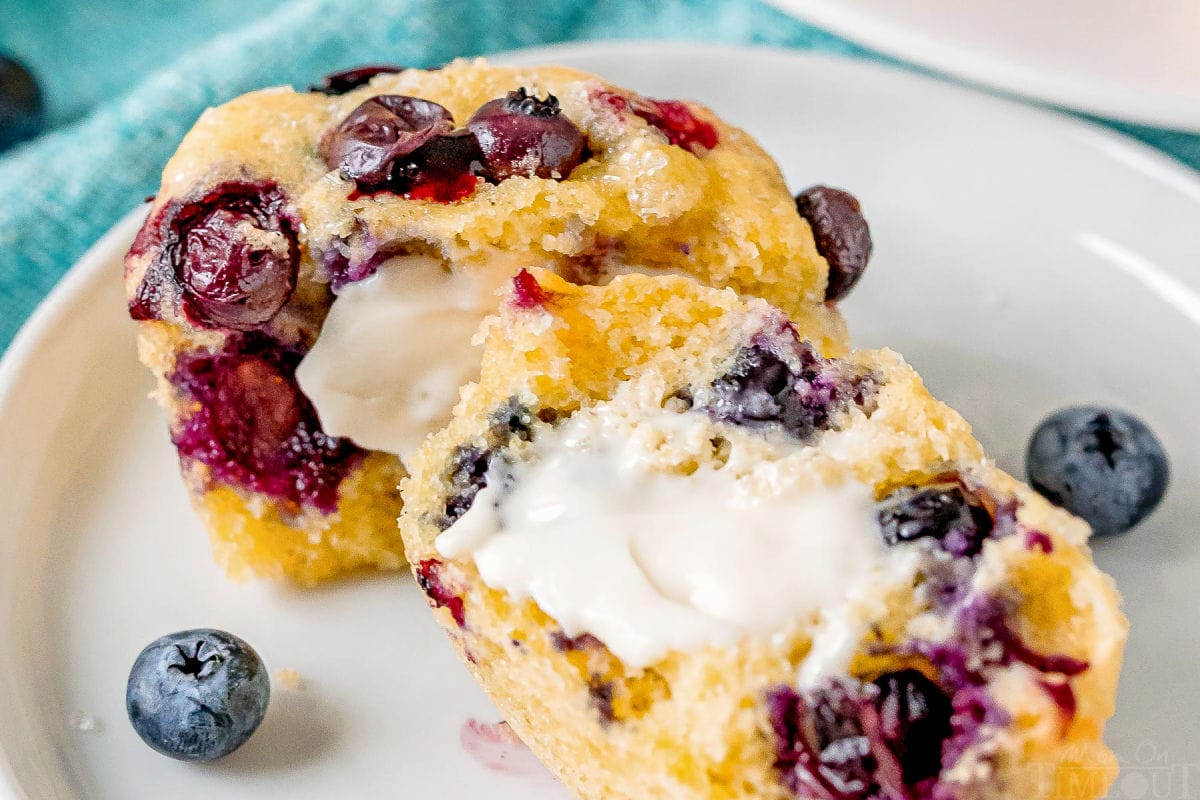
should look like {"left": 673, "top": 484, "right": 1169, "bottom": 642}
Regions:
{"left": 126, "top": 629, "right": 270, "bottom": 761}
{"left": 0, "top": 56, "right": 45, "bottom": 152}
{"left": 1026, "top": 406, "right": 1168, "bottom": 537}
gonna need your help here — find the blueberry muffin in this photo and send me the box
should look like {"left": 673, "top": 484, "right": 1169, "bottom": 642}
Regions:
{"left": 399, "top": 270, "right": 1126, "bottom": 800}
{"left": 124, "top": 58, "right": 866, "bottom": 584}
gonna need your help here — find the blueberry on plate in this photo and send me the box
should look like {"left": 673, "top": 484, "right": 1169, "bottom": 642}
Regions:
{"left": 126, "top": 629, "right": 270, "bottom": 761}
{"left": 1026, "top": 406, "right": 1168, "bottom": 537}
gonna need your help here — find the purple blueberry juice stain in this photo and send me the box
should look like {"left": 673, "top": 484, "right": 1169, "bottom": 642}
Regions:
{"left": 939, "top": 684, "right": 1008, "bottom": 771}
{"left": 509, "top": 268, "right": 552, "bottom": 309}
{"left": 320, "top": 239, "right": 373, "bottom": 290}
{"left": 459, "top": 719, "right": 556, "bottom": 783}
{"left": 922, "top": 556, "right": 980, "bottom": 610}
{"left": 1025, "top": 529, "right": 1054, "bottom": 553}
{"left": 319, "top": 230, "right": 400, "bottom": 290}
{"left": 948, "top": 597, "right": 1089, "bottom": 678}
{"left": 1037, "top": 679, "right": 1077, "bottom": 722}
{"left": 169, "top": 333, "right": 361, "bottom": 511}
{"left": 593, "top": 90, "right": 719, "bottom": 154}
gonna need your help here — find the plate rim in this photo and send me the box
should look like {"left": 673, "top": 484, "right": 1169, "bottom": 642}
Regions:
{"left": 0, "top": 206, "right": 148, "bottom": 800}
{"left": 762, "top": 0, "right": 1200, "bottom": 132}
{"left": 3, "top": 40, "right": 1200, "bottom": 798}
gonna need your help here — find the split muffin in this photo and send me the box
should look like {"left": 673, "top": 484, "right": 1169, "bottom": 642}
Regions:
{"left": 123, "top": 58, "right": 866, "bottom": 583}
{"left": 400, "top": 270, "right": 1125, "bottom": 800}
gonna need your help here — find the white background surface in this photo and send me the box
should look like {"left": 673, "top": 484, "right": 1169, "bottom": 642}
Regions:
{"left": 1, "top": 42, "right": 1198, "bottom": 798}
{"left": 768, "top": 0, "right": 1200, "bottom": 130}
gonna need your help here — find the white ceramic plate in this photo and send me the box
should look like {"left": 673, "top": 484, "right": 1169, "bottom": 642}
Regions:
{"left": 2, "top": 41, "right": 1199, "bottom": 799}
{"left": 767, "top": 0, "right": 1200, "bottom": 131}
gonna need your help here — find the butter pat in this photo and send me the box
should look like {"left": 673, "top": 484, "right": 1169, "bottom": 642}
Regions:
{"left": 296, "top": 255, "right": 511, "bottom": 460}
{"left": 436, "top": 408, "right": 891, "bottom": 668}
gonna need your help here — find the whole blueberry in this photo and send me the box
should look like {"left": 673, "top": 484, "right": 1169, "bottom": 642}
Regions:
{"left": 129, "top": 181, "right": 300, "bottom": 331}
{"left": 0, "top": 56, "right": 45, "bottom": 152}
{"left": 1026, "top": 406, "right": 1168, "bottom": 537}
{"left": 126, "top": 629, "right": 270, "bottom": 761}
{"left": 794, "top": 186, "right": 872, "bottom": 303}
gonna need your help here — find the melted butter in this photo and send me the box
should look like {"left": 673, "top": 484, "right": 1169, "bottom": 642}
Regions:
{"left": 436, "top": 408, "right": 891, "bottom": 669}
{"left": 296, "top": 255, "right": 512, "bottom": 460}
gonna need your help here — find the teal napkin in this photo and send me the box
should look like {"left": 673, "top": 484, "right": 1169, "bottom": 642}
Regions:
{"left": 0, "top": 0, "right": 1196, "bottom": 354}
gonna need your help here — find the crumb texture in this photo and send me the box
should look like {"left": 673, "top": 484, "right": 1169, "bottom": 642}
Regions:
{"left": 400, "top": 272, "right": 1126, "bottom": 800}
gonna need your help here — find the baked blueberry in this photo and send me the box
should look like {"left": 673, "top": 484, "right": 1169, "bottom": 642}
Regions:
{"left": 443, "top": 444, "right": 492, "bottom": 524}
{"left": 392, "top": 128, "right": 486, "bottom": 202}
{"left": 441, "top": 398, "right": 534, "bottom": 525}
{"left": 309, "top": 64, "right": 406, "bottom": 95}
{"left": 322, "top": 95, "right": 455, "bottom": 188}
{"left": 593, "top": 90, "right": 719, "bottom": 154}
{"left": 806, "top": 682, "right": 876, "bottom": 799}
{"left": 129, "top": 181, "right": 299, "bottom": 331}
{"left": 768, "top": 672, "right": 952, "bottom": 799}
{"left": 873, "top": 669, "right": 953, "bottom": 785}
{"left": 795, "top": 186, "right": 872, "bottom": 302}
{"left": 416, "top": 560, "right": 466, "bottom": 628}
{"left": 126, "top": 629, "right": 270, "bottom": 761}
{"left": 1026, "top": 406, "right": 1168, "bottom": 537}
{"left": 467, "top": 88, "right": 586, "bottom": 180}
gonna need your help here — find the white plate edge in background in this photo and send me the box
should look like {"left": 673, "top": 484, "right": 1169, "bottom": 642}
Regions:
{"left": 762, "top": 0, "right": 1200, "bottom": 131}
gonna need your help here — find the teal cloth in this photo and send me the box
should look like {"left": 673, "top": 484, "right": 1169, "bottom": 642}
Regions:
{"left": 1, "top": 0, "right": 1197, "bottom": 355}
